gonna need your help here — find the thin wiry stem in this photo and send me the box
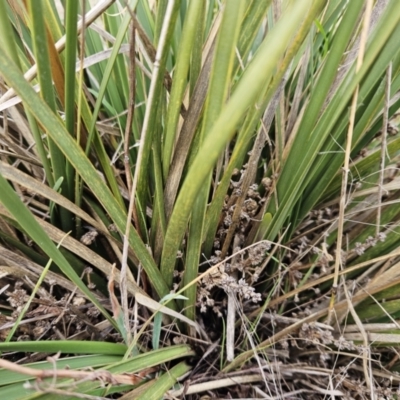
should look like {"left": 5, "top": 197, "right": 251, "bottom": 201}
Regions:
{"left": 329, "top": 0, "right": 373, "bottom": 323}
{"left": 342, "top": 278, "right": 373, "bottom": 395}
{"left": 128, "top": 0, "right": 176, "bottom": 215}
{"left": 120, "top": 0, "right": 177, "bottom": 344}
{"left": 75, "top": 0, "right": 86, "bottom": 234}
{"left": 376, "top": 63, "right": 392, "bottom": 236}
{"left": 226, "top": 234, "right": 241, "bottom": 362}
{"left": 123, "top": 21, "right": 136, "bottom": 195}
{"left": 120, "top": 10, "right": 137, "bottom": 346}
{"left": 0, "top": 0, "right": 116, "bottom": 105}
{"left": 121, "top": 2, "right": 140, "bottom": 341}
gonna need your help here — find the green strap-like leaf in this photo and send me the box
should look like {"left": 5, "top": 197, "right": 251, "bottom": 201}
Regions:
{"left": 0, "top": 51, "right": 170, "bottom": 301}
{"left": 160, "top": 0, "right": 326, "bottom": 283}
{"left": 0, "top": 172, "right": 116, "bottom": 328}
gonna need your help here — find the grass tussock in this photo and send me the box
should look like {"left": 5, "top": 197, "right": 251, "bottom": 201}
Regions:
{"left": 1, "top": 0, "right": 400, "bottom": 398}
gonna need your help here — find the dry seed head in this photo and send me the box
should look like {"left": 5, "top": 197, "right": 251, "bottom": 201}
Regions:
{"left": 7, "top": 288, "right": 27, "bottom": 309}
{"left": 73, "top": 296, "right": 86, "bottom": 306}
{"left": 354, "top": 242, "right": 365, "bottom": 255}
{"left": 108, "top": 224, "right": 118, "bottom": 232}
{"left": 80, "top": 230, "right": 99, "bottom": 245}
{"left": 387, "top": 122, "right": 399, "bottom": 135}
{"left": 261, "top": 177, "right": 272, "bottom": 189}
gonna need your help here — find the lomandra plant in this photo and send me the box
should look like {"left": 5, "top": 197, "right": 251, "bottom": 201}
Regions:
{"left": 0, "top": 0, "right": 400, "bottom": 398}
